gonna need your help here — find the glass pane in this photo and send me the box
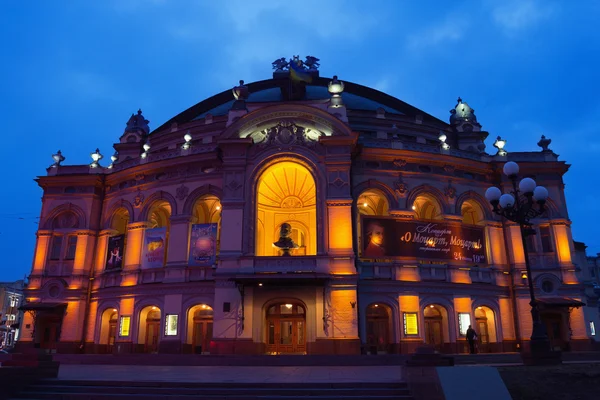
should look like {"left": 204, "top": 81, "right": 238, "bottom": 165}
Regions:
{"left": 65, "top": 236, "right": 77, "bottom": 259}
{"left": 297, "top": 305, "right": 305, "bottom": 314}
{"left": 268, "top": 306, "right": 276, "bottom": 315}
{"left": 50, "top": 236, "right": 63, "bottom": 259}
{"left": 268, "top": 321, "right": 275, "bottom": 344}
{"left": 280, "top": 321, "right": 292, "bottom": 344}
{"left": 297, "top": 321, "right": 304, "bottom": 345}
{"left": 280, "top": 304, "right": 293, "bottom": 314}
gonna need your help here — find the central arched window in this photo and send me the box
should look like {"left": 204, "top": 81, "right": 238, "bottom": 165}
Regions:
{"left": 255, "top": 161, "right": 316, "bottom": 256}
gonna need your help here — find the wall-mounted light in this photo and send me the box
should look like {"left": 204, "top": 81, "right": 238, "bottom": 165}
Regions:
{"left": 350, "top": 301, "right": 356, "bottom": 309}
{"left": 412, "top": 205, "right": 417, "bottom": 210}
{"left": 89, "top": 148, "right": 103, "bottom": 168}
{"left": 216, "top": 205, "right": 221, "bottom": 211}
{"left": 521, "top": 272, "right": 528, "bottom": 279}
{"left": 182, "top": 131, "right": 192, "bottom": 150}
{"left": 363, "top": 202, "right": 368, "bottom": 207}
{"left": 141, "top": 142, "right": 151, "bottom": 159}
{"left": 258, "top": 283, "right": 263, "bottom": 287}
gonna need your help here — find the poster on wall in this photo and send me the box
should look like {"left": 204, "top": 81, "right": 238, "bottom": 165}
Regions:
{"left": 188, "top": 223, "right": 218, "bottom": 267}
{"left": 105, "top": 234, "right": 124, "bottom": 270}
{"left": 141, "top": 227, "right": 167, "bottom": 269}
{"left": 361, "top": 216, "right": 487, "bottom": 264}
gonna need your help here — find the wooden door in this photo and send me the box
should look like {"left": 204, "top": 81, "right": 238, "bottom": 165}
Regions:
{"left": 107, "top": 322, "right": 117, "bottom": 353}
{"left": 425, "top": 319, "right": 443, "bottom": 350}
{"left": 477, "top": 319, "right": 489, "bottom": 353}
{"left": 145, "top": 321, "right": 160, "bottom": 353}
{"left": 193, "top": 321, "right": 213, "bottom": 354}
{"left": 266, "top": 318, "right": 306, "bottom": 354}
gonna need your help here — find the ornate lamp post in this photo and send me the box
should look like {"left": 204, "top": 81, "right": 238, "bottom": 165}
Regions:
{"left": 485, "top": 161, "right": 556, "bottom": 364}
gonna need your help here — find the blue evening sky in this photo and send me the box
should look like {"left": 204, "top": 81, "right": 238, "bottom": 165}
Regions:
{"left": 1, "top": 1, "right": 599, "bottom": 282}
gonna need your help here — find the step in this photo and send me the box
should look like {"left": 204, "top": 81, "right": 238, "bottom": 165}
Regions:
{"left": 13, "top": 394, "right": 412, "bottom": 400}
{"left": 38, "top": 381, "right": 409, "bottom": 389}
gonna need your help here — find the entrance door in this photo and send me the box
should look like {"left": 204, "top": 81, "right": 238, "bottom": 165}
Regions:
{"left": 424, "top": 319, "right": 443, "bottom": 348}
{"left": 543, "top": 313, "right": 566, "bottom": 350}
{"left": 266, "top": 303, "right": 306, "bottom": 354}
{"left": 108, "top": 322, "right": 117, "bottom": 353}
{"left": 145, "top": 321, "right": 160, "bottom": 353}
{"left": 193, "top": 321, "right": 213, "bottom": 354}
{"left": 366, "top": 304, "right": 391, "bottom": 354}
{"left": 40, "top": 322, "right": 60, "bottom": 350}
{"left": 477, "top": 319, "right": 489, "bottom": 353}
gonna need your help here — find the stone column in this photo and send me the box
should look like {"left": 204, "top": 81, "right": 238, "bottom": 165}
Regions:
{"left": 166, "top": 215, "right": 193, "bottom": 268}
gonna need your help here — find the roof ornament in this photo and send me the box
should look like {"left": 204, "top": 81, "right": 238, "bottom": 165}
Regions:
{"left": 125, "top": 109, "right": 150, "bottom": 135}
{"left": 537, "top": 135, "right": 552, "bottom": 152}
{"left": 89, "top": 148, "right": 103, "bottom": 168}
{"left": 232, "top": 80, "right": 249, "bottom": 101}
{"left": 271, "top": 55, "right": 320, "bottom": 71}
{"left": 450, "top": 97, "right": 478, "bottom": 125}
{"left": 50, "top": 150, "right": 65, "bottom": 168}
{"left": 493, "top": 136, "right": 507, "bottom": 156}
{"left": 328, "top": 75, "right": 345, "bottom": 108}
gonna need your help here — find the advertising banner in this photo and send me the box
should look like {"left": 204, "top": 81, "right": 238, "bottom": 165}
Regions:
{"left": 189, "top": 223, "right": 218, "bottom": 267}
{"left": 361, "top": 216, "right": 487, "bottom": 264}
{"left": 105, "top": 234, "right": 124, "bottom": 270}
{"left": 141, "top": 227, "right": 167, "bottom": 269}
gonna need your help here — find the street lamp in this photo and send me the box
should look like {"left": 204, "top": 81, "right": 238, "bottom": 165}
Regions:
{"left": 485, "top": 161, "right": 555, "bottom": 364}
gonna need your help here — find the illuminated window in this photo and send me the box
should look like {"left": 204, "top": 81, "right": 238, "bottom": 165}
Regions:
{"left": 539, "top": 226, "right": 553, "bottom": 253}
{"left": 590, "top": 321, "right": 596, "bottom": 336}
{"left": 65, "top": 235, "right": 78, "bottom": 259}
{"left": 403, "top": 312, "right": 419, "bottom": 335}
{"left": 50, "top": 235, "right": 63, "bottom": 260}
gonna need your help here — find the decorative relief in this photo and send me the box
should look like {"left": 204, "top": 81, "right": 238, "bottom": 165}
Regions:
{"left": 444, "top": 165, "right": 455, "bottom": 174}
{"left": 176, "top": 184, "right": 189, "bottom": 201}
{"left": 133, "top": 189, "right": 144, "bottom": 208}
{"left": 393, "top": 174, "right": 409, "bottom": 197}
{"left": 328, "top": 170, "right": 350, "bottom": 197}
{"left": 252, "top": 121, "right": 322, "bottom": 148}
{"left": 444, "top": 180, "right": 456, "bottom": 200}
{"left": 393, "top": 159, "right": 407, "bottom": 169}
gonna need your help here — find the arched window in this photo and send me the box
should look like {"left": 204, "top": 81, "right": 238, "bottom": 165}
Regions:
{"left": 192, "top": 196, "right": 221, "bottom": 257}
{"left": 48, "top": 211, "right": 81, "bottom": 273}
{"left": 357, "top": 189, "right": 389, "bottom": 216}
{"left": 144, "top": 201, "right": 171, "bottom": 267}
{"left": 413, "top": 195, "right": 442, "bottom": 220}
{"left": 256, "top": 161, "right": 316, "bottom": 256}
{"left": 461, "top": 200, "right": 485, "bottom": 225}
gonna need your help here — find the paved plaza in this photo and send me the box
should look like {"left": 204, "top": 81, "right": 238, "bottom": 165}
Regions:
{"left": 57, "top": 365, "right": 405, "bottom": 383}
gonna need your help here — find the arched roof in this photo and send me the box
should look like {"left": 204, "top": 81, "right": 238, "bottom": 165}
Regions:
{"left": 154, "top": 76, "right": 447, "bottom": 132}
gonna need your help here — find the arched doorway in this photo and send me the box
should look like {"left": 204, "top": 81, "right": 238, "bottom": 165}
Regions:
{"left": 138, "top": 306, "right": 161, "bottom": 353}
{"left": 365, "top": 303, "right": 392, "bottom": 354}
{"left": 256, "top": 161, "right": 317, "bottom": 256}
{"left": 99, "top": 308, "right": 119, "bottom": 353}
{"left": 424, "top": 304, "right": 446, "bottom": 351}
{"left": 474, "top": 306, "right": 497, "bottom": 353}
{"left": 265, "top": 302, "right": 306, "bottom": 354}
{"left": 187, "top": 304, "right": 213, "bottom": 354}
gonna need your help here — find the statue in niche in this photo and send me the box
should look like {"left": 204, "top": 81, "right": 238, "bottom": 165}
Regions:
{"left": 273, "top": 223, "right": 299, "bottom": 256}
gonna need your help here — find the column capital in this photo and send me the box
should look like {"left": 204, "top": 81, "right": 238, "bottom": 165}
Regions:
{"left": 127, "top": 222, "right": 151, "bottom": 231}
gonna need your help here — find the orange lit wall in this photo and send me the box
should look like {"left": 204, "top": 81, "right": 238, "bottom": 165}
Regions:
{"left": 330, "top": 288, "right": 358, "bottom": 338}
{"left": 498, "top": 298, "right": 515, "bottom": 339}
{"left": 73, "top": 232, "right": 91, "bottom": 274}
{"left": 451, "top": 270, "right": 472, "bottom": 284}
{"left": 32, "top": 232, "right": 51, "bottom": 276}
{"left": 397, "top": 266, "right": 420, "bottom": 282}
{"left": 508, "top": 225, "right": 525, "bottom": 264}
{"left": 552, "top": 224, "right": 572, "bottom": 265}
{"left": 124, "top": 223, "right": 146, "bottom": 269}
{"left": 95, "top": 232, "right": 110, "bottom": 273}
{"left": 61, "top": 301, "right": 83, "bottom": 341}
{"left": 453, "top": 297, "right": 471, "bottom": 314}
{"left": 486, "top": 226, "right": 507, "bottom": 266}
{"left": 517, "top": 298, "right": 532, "bottom": 339}
{"left": 328, "top": 205, "right": 353, "bottom": 251}
{"left": 398, "top": 295, "right": 419, "bottom": 312}
{"left": 86, "top": 301, "right": 98, "bottom": 342}
{"left": 569, "top": 303, "right": 587, "bottom": 339}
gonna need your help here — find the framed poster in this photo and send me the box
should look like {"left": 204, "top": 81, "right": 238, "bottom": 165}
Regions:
{"left": 189, "top": 224, "right": 218, "bottom": 266}
{"left": 105, "top": 234, "right": 125, "bottom": 270}
{"left": 141, "top": 227, "right": 167, "bottom": 269}
{"left": 458, "top": 313, "right": 471, "bottom": 336}
{"left": 119, "top": 316, "right": 131, "bottom": 337}
{"left": 403, "top": 312, "right": 419, "bottom": 335}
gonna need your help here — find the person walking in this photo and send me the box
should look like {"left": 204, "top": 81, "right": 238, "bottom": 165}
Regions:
{"left": 466, "top": 325, "right": 478, "bottom": 354}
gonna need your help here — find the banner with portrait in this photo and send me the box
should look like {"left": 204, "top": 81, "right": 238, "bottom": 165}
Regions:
{"left": 105, "top": 234, "right": 125, "bottom": 270}
{"left": 361, "top": 216, "right": 487, "bottom": 264}
{"left": 188, "top": 223, "right": 218, "bottom": 267}
{"left": 141, "top": 227, "right": 167, "bottom": 269}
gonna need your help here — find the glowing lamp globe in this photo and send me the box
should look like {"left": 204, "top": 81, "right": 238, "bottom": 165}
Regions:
{"left": 485, "top": 187, "right": 502, "bottom": 203}
{"left": 533, "top": 186, "right": 549, "bottom": 202}
{"left": 503, "top": 161, "right": 519, "bottom": 177}
{"left": 519, "top": 177, "right": 537, "bottom": 194}
{"left": 499, "top": 193, "right": 515, "bottom": 209}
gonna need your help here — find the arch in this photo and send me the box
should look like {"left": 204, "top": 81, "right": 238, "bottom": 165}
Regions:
{"left": 406, "top": 185, "right": 449, "bottom": 215}
{"left": 473, "top": 305, "right": 498, "bottom": 349}
{"left": 182, "top": 185, "right": 223, "bottom": 215}
{"left": 137, "top": 305, "right": 162, "bottom": 353}
{"left": 353, "top": 180, "right": 399, "bottom": 210}
{"left": 185, "top": 303, "right": 214, "bottom": 354}
{"left": 540, "top": 198, "right": 561, "bottom": 219}
{"left": 534, "top": 273, "right": 561, "bottom": 295}
{"left": 138, "top": 190, "right": 178, "bottom": 221}
{"left": 253, "top": 157, "right": 319, "bottom": 256}
{"left": 365, "top": 302, "right": 394, "bottom": 354}
{"left": 103, "top": 199, "right": 135, "bottom": 229}
{"left": 222, "top": 103, "right": 354, "bottom": 140}
{"left": 98, "top": 307, "right": 119, "bottom": 348}
{"left": 42, "top": 203, "right": 87, "bottom": 230}
{"left": 263, "top": 298, "right": 308, "bottom": 354}
{"left": 455, "top": 191, "right": 493, "bottom": 221}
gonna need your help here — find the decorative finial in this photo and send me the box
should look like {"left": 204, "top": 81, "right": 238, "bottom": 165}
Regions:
{"left": 141, "top": 142, "right": 151, "bottom": 159}
{"left": 328, "top": 75, "right": 345, "bottom": 108}
{"left": 232, "top": 79, "right": 249, "bottom": 101}
{"left": 537, "top": 135, "right": 551, "bottom": 152}
{"left": 89, "top": 148, "right": 103, "bottom": 168}
{"left": 493, "top": 136, "right": 507, "bottom": 156}
{"left": 181, "top": 131, "right": 192, "bottom": 150}
{"left": 457, "top": 97, "right": 462, "bottom": 104}
{"left": 439, "top": 132, "right": 450, "bottom": 150}
{"left": 108, "top": 151, "right": 119, "bottom": 169}
{"left": 51, "top": 150, "right": 65, "bottom": 168}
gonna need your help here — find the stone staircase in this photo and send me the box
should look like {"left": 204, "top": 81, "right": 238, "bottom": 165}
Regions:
{"left": 7, "top": 381, "right": 413, "bottom": 400}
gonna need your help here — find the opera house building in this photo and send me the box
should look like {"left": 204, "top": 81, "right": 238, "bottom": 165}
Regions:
{"left": 19, "top": 57, "right": 592, "bottom": 355}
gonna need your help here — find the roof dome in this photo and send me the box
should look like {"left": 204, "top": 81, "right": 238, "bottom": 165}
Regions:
{"left": 449, "top": 97, "right": 477, "bottom": 125}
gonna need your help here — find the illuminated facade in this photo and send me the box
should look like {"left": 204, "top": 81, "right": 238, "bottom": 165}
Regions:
{"left": 20, "top": 58, "right": 591, "bottom": 355}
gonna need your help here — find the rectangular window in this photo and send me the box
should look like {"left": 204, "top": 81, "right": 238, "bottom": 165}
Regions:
{"left": 540, "top": 226, "right": 553, "bottom": 253}
{"left": 165, "top": 314, "right": 178, "bottom": 336}
{"left": 591, "top": 321, "right": 596, "bottom": 336}
{"left": 525, "top": 234, "right": 537, "bottom": 253}
{"left": 119, "top": 316, "right": 131, "bottom": 337}
{"left": 403, "top": 312, "right": 419, "bottom": 335}
{"left": 50, "top": 235, "right": 63, "bottom": 260}
{"left": 458, "top": 313, "right": 471, "bottom": 336}
{"left": 10, "top": 297, "right": 17, "bottom": 307}
{"left": 65, "top": 235, "right": 78, "bottom": 260}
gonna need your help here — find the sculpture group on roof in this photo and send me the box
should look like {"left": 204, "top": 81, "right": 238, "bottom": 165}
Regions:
{"left": 272, "top": 55, "right": 320, "bottom": 71}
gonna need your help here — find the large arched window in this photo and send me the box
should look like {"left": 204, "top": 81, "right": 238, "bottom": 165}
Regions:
{"left": 461, "top": 200, "right": 485, "bottom": 225}
{"left": 255, "top": 161, "right": 316, "bottom": 256}
{"left": 413, "top": 194, "right": 442, "bottom": 220}
{"left": 192, "top": 196, "right": 221, "bottom": 256}
{"left": 145, "top": 201, "right": 171, "bottom": 267}
{"left": 357, "top": 189, "right": 389, "bottom": 257}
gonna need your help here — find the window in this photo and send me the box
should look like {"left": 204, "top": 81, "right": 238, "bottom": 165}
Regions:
{"left": 65, "top": 235, "right": 77, "bottom": 259}
{"left": 525, "top": 234, "right": 537, "bottom": 253}
{"left": 165, "top": 314, "right": 178, "bottom": 336}
{"left": 50, "top": 235, "right": 63, "bottom": 260}
{"left": 590, "top": 321, "right": 596, "bottom": 336}
{"left": 541, "top": 280, "right": 554, "bottom": 294}
{"left": 458, "top": 313, "right": 471, "bottom": 336}
{"left": 539, "top": 226, "right": 553, "bottom": 253}
{"left": 10, "top": 297, "right": 17, "bottom": 307}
